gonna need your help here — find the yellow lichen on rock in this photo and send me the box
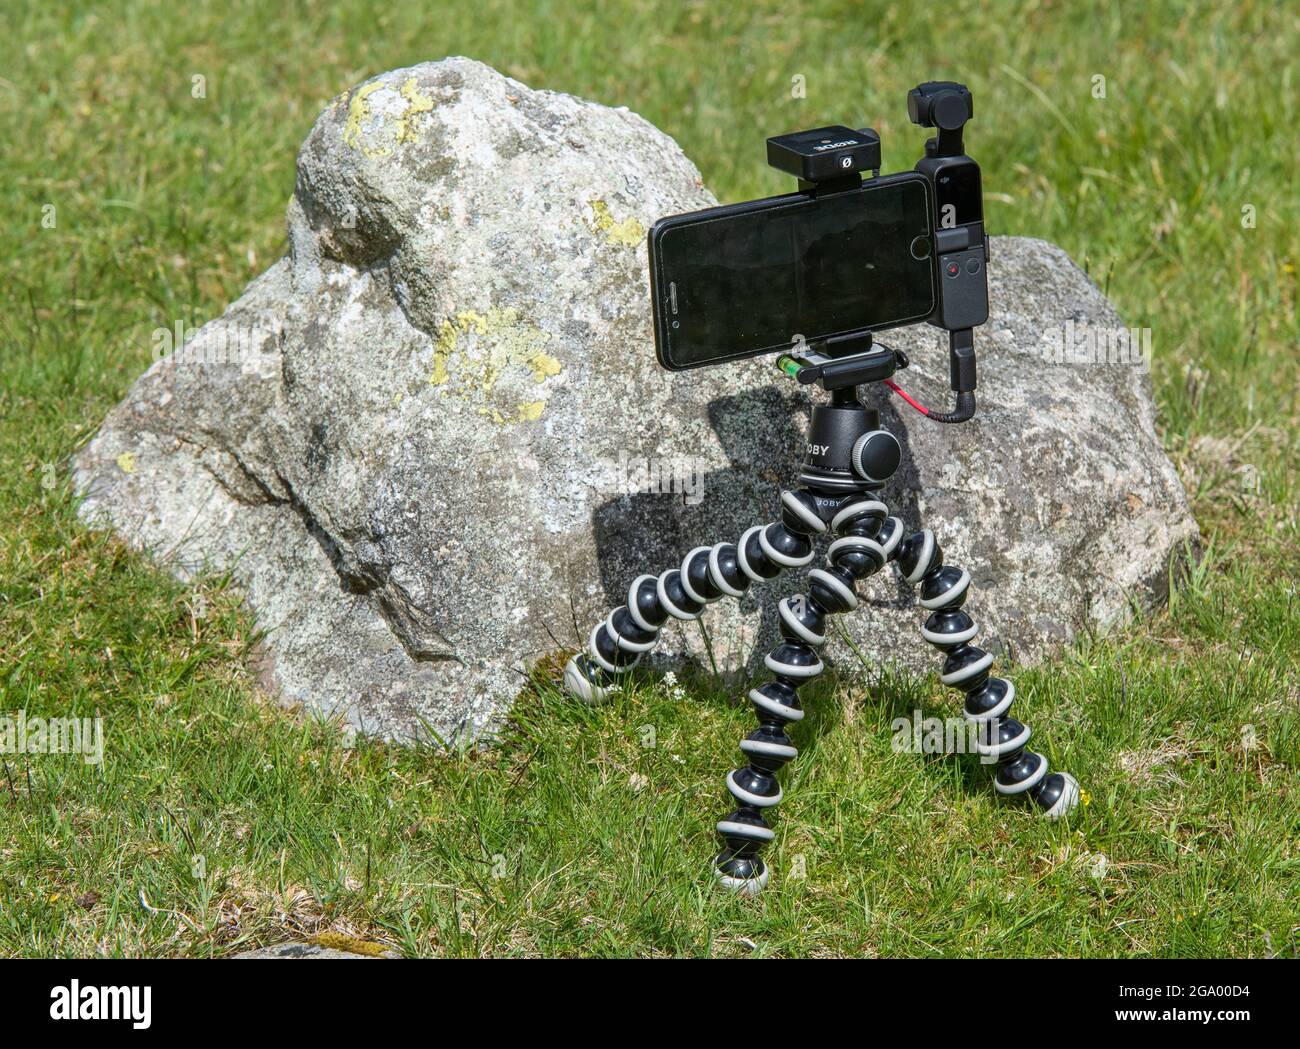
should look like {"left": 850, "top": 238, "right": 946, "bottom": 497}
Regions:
{"left": 343, "top": 76, "right": 434, "bottom": 156}
{"left": 115, "top": 451, "right": 136, "bottom": 474}
{"left": 309, "top": 931, "right": 392, "bottom": 958}
{"left": 589, "top": 199, "right": 645, "bottom": 247}
{"left": 429, "top": 307, "right": 562, "bottom": 423}
{"left": 526, "top": 349, "right": 562, "bottom": 383}
{"left": 477, "top": 400, "right": 547, "bottom": 424}
{"left": 343, "top": 80, "right": 389, "bottom": 157}
{"left": 396, "top": 78, "right": 434, "bottom": 143}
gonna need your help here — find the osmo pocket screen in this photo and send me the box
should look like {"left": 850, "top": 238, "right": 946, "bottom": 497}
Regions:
{"left": 657, "top": 178, "right": 934, "bottom": 368}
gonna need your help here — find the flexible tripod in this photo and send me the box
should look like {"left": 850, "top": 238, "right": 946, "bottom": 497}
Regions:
{"left": 564, "top": 82, "right": 1079, "bottom": 893}
{"left": 564, "top": 344, "right": 1080, "bottom": 893}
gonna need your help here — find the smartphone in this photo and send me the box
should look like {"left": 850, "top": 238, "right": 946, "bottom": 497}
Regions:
{"left": 649, "top": 172, "right": 936, "bottom": 371}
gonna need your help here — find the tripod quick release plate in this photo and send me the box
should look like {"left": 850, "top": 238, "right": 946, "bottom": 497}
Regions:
{"left": 766, "top": 125, "right": 881, "bottom": 183}
{"left": 776, "top": 344, "right": 903, "bottom": 391}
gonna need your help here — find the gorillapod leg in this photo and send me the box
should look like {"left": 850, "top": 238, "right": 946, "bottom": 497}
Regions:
{"left": 714, "top": 494, "right": 903, "bottom": 894}
{"left": 887, "top": 517, "right": 1080, "bottom": 818}
{"left": 563, "top": 490, "right": 827, "bottom": 703}
{"left": 564, "top": 445, "right": 1079, "bottom": 894}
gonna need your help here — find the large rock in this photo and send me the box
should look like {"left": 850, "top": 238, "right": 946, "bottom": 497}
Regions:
{"left": 73, "top": 58, "right": 1197, "bottom": 743}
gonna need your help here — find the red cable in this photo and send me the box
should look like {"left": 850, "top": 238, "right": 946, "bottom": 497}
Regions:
{"left": 883, "top": 378, "right": 931, "bottom": 416}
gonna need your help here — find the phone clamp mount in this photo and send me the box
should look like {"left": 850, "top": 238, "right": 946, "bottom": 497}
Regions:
{"left": 563, "top": 84, "right": 1079, "bottom": 896}
{"left": 766, "top": 83, "right": 984, "bottom": 424}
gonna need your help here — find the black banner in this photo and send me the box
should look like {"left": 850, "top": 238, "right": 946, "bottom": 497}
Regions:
{"left": 0, "top": 957, "right": 1290, "bottom": 1035}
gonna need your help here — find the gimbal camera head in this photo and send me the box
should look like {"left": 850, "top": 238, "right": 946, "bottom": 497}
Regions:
{"left": 767, "top": 82, "right": 988, "bottom": 423}
{"left": 908, "top": 81, "right": 974, "bottom": 158}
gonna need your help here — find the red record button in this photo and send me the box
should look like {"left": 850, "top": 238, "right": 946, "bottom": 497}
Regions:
{"left": 946, "top": 260, "right": 961, "bottom": 277}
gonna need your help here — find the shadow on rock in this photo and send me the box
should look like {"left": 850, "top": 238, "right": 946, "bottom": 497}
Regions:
{"left": 589, "top": 385, "right": 806, "bottom": 681}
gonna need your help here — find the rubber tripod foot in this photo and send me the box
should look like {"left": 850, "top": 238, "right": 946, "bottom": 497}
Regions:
{"left": 563, "top": 655, "right": 611, "bottom": 705}
{"left": 1035, "top": 771, "right": 1081, "bottom": 820}
{"left": 714, "top": 856, "right": 770, "bottom": 896}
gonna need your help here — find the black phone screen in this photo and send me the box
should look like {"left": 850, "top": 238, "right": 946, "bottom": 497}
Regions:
{"left": 651, "top": 175, "right": 934, "bottom": 370}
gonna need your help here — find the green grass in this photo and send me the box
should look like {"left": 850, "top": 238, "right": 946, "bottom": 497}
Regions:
{"left": 1, "top": 0, "right": 1297, "bottom": 957}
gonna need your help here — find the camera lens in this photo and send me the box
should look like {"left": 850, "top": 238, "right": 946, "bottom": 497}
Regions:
{"left": 910, "top": 235, "right": 931, "bottom": 260}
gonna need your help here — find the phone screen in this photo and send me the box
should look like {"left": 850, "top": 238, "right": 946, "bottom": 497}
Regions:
{"left": 651, "top": 175, "right": 935, "bottom": 370}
